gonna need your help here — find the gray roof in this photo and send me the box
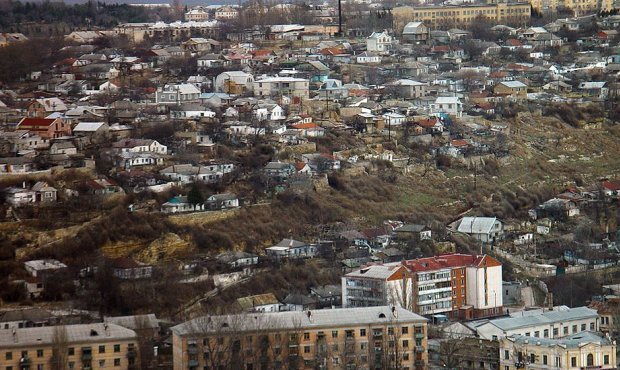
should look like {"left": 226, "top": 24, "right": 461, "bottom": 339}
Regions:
{"left": 0, "top": 323, "right": 137, "bottom": 348}
{"left": 506, "top": 331, "right": 612, "bottom": 348}
{"left": 103, "top": 314, "right": 159, "bottom": 330}
{"left": 171, "top": 306, "right": 427, "bottom": 336}
{"left": 457, "top": 217, "right": 499, "bottom": 234}
{"left": 489, "top": 307, "right": 598, "bottom": 331}
{"left": 395, "top": 224, "right": 428, "bottom": 233}
{"left": 274, "top": 238, "right": 307, "bottom": 249}
{"left": 345, "top": 263, "right": 401, "bottom": 280}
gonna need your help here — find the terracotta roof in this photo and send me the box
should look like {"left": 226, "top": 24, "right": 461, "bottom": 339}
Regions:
{"left": 451, "top": 139, "right": 469, "bottom": 147}
{"left": 404, "top": 253, "right": 500, "bottom": 272}
{"left": 417, "top": 118, "right": 438, "bottom": 128}
{"left": 18, "top": 118, "right": 56, "bottom": 127}
{"left": 602, "top": 180, "right": 620, "bottom": 191}
{"left": 291, "top": 123, "right": 322, "bottom": 130}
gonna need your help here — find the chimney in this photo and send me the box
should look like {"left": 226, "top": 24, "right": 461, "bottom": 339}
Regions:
{"left": 392, "top": 306, "right": 398, "bottom": 318}
{"left": 12, "top": 329, "right": 17, "bottom": 343}
{"left": 104, "top": 323, "right": 109, "bottom": 336}
{"left": 307, "top": 310, "right": 312, "bottom": 322}
{"left": 547, "top": 292, "right": 554, "bottom": 310}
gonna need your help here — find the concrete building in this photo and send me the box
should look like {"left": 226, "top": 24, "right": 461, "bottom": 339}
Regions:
{"left": 392, "top": 3, "right": 531, "bottom": 31}
{"left": 0, "top": 323, "right": 138, "bottom": 370}
{"left": 214, "top": 71, "right": 254, "bottom": 94}
{"left": 253, "top": 76, "right": 310, "bottom": 99}
{"left": 494, "top": 80, "right": 528, "bottom": 100}
{"left": 184, "top": 8, "right": 210, "bottom": 21}
{"left": 500, "top": 331, "right": 615, "bottom": 370}
{"left": 155, "top": 83, "right": 201, "bottom": 104}
{"left": 473, "top": 306, "right": 600, "bottom": 340}
{"left": 170, "top": 306, "right": 429, "bottom": 370}
{"left": 342, "top": 254, "right": 503, "bottom": 319}
{"left": 530, "top": 0, "right": 616, "bottom": 15}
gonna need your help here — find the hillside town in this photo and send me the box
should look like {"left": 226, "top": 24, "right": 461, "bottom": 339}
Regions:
{"left": 1, "top": 0, "right": 620, "bottom": 369}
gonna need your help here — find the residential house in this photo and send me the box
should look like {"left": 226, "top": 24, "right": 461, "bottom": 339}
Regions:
{"left": 26, "top": 98, "right": 68, "bottom": 118}
{"left": 216, "top": 251, "right": 258, "bottom": 268}
{"left": 393, "top": 224, "right": 432, "bottom": 241}
{"left": 253, "top": 76, "right": 310, "bottom": 99}
{"left": 456, "top": 216, "right": 504, "bottom": 244}
{"left": 112, "top": 139, "right": 167, "bottom": 155}
{"left": 494, "top": 81, "right": 528, "bottom": 100}
{"left": 197, "top": 53, "right": 228, "bottom": 69}
{"left": 402, "top": 21, "right": 429, "bottom": 44}
{"left": 4, "top": 187, "right": 35, "bottom": 207}
{"left": 263, "top": 161, "right": 296, "bottom": 181}
{"left": 367, "top": 31, "right": 392, "bottom": 53}
{"left": 355, "top": 51, "right": 381, "bottom": 64}
{"left": 156, "top": 83, "right": 201, "bottom": 104}
{"left": 161, "top": 195, "right": 205, "bottom": 214}
{"left": 24, "top": 259, "right": 67, "bottom": 279}
{"left": 236, "top": 293, "right": 281, "bottom": 313}
{"left": 159, "top": 163, "right": 234, "bottom": 184}
{"left": 49, "top": 141, "right": 77, "bottom": 155}
{"left": 289, "top": 123, "right": 325, "bottom": 137}
{"left": 430, "top": 97, "right": 463, "bottom": 118}
{"left": 265, "top": 238, "right": 318, "bottom": 260}
{"left": 282, "top": 294, "right": 317, "bottom": 311}
{"left": 16, "top": 117, "right": 71, "bottom": 139}
{"left": 214, "top": 71, "right": 254, "bottom": 94}
{"left": 85, "top": 178, "right": 124, "bottom": 196}
{"left": 310, "top": 285, "right": 342, "bottom": 308}
{"left": 31, "top": 182, "right": 57, "bottom": 204}
{"left": 388, "top": 79, "right": 428, "bottom": 99}
{"left": 215, "top": 5, "right": 239, "bottom": 20}
{"left": 206, "top": 193, "right": 239, "bottom": 210}
{"left": 111, "top": 257, "right": 153, "bottom": 280}
{"left": 578, "top": 82, "right": 608, "bottom": 99}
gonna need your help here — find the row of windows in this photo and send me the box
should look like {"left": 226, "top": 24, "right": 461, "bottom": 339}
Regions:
{"left": 504, "top": 351, "right": 610, "bottom": 366}
{"left": 4, "top": 344, "right": 124, "bottom": 361}
{"left": 413, "top": 6, "right": 528, "bottom": 17}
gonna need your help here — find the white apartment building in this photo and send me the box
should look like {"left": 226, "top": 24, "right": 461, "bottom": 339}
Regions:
{"left": 367, "top": 30, "right": 393, "bottom": 53}
{"left": 184, "top": 8, "right": 210, "bottom": 21}
{"left": 215, "top": 6, "right": 238, "bottom": 20}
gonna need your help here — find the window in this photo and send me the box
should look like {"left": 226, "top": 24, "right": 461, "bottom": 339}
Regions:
{"left": 5, "top": 352, "right": 12, "bottom": 360}
{"left": 36, "top": 366, "right": 43, "bottom": 370}
{"left": 590, "top": 322, "right": 595, "bottom": 330}
{"left": 571, "top": 357, "right": 577, "bottom": 367}
{"left": 403, "top": 340, "right": 409, "bottom": 348}
{"left": 555, "top": 357, "right": 561, "bottom": 367}
{"left": 68, "top": 348, "right": 74, "bottom": 356}
{"left": 402, "top": 327, "right": 409, "bottom": 335}
{"left": 534, "top": 331, "right": 539, "bottom": 337}
{"left": 388, "top": 327, "right": 394, "bottom": 335}
{"left": 113, "top": 344, "right": 121, "bottom": 353}
{"left": 99, "top": 360, "right": 105, "bottom": 367}
{"left": 99, "top": 345, "right": 105, "bottom": 354}
{"left": 572, "top": 325, "right": 577, "bottom": 333}
{"left": 543, "top": 329, "right": 549, "bottom": 338}
{"left": 304, "top": 346, "right": 310, "bottom": 354}
{"left": 504, "top": 350, "right": 509, "bottom": 360}
{"left": 530, "top": 354, "right": 535, "bottom": 364}
{"left": 587, "top": 354, "right": 594, "bottom": 366}
{"left": 303, "top": 333, "right": 310, "bottom": 340}
{"left": 37, "top": 349, "right": 43, "bottom": 358}
{"left": 332, "top": 344, "right": 338, "bottom": 351}
{"left": 525, "top": 332, "right": 530, "bottom": 337}
{"left": 543, "top": 355, "right": 548, "bottom": 365}
{"left": 332, "top": 331, "right": 338, "bottom": 338}
{"left": 563, "top": 327, "right": 569, "bottom": 335}
{"left": 114, "top": 358, "right": 121, "bottom": 367}
{"left": 21, "top": 351, "right": 27, "bottom": 358}
{"left": 604, "top": 355, "right": 610, "bottom": 365}
{"left": 581, "top": 324, "right": 586, "bottom": 331}
{"left": 360, "top": 329, "right": 366, "bottom": 337}
{"left": 553, "top": 328, "right": 558, "bottom": 336}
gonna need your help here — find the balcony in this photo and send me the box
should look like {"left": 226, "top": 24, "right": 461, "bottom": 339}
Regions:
{"left": 188, "top": 359, "right": 199, "bottom": 367}
{"left": 81, "top": 353, "right": 93, "bottom": 361}
{"left": 415, "top": 333, "right": 425, "bottom": 339}
{"left": 127, "top": 350, "right": 137, "bottom": 358}
{"left": 415, "top": 346, "right": 425, "bottom": 352}
{"left": 415, "top": 360, "right": 425, "bottom": 366}
{"left": 187, "top": 347, "right": 198, "bottom": 355}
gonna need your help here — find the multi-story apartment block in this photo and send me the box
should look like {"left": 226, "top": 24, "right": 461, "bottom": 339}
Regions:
{"left": 342, "top": 254, "right": 503, "bottom": 319}
{"left": 392, "top": 3, "right": 531, "bottom": 31}
{"left": 214, "top": 6, "right": 239, "bottom": 20}
{"left": 253, "top": 77, "right": 310, "bottom": 99}
{"left": 474, "top": 306, "right": 600, "bottom": 340}
{"left": 171, "top": 306, "right": 428, "bottom": 370}
{"left": 499, "top": 331, "right": 615, "bottom": 370}
{"left": 0, "top": 323, "right": 138, "bottom": 370}
{"left": 528, "top": 0, "right": 616, "bottom": 15}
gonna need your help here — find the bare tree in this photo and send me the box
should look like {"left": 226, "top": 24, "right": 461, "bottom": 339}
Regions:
{"left": 133, "top": 316, "right": 154, "bottom": 369}
{"left": 51, "top": 326, "right": 69, "bottom": 370}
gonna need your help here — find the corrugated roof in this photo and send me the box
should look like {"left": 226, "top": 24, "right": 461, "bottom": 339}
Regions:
{"left": 491, "top": 307, "right": 598, "bottom": 331}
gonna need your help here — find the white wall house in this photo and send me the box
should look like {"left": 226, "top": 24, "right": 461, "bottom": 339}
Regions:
{"left": 367, "top": 31, "right": 393, "bottom": 53}
{"left": 431, "top": 96, "right": 463, "bottom": 118}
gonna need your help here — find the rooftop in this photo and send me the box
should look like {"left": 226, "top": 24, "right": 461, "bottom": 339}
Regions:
{"left": 0, "top": 323, "right": 136, "bottom": 347}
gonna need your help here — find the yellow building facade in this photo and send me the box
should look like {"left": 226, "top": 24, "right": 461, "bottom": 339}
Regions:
{"left": 0, "top": 323, "right": 139, "bottom": 370}
{"left": 171, "top": 306, "right": 429, "bottom": 370}
{"left": 529, "top": 0, "right": 616, "bottom": 15}
{"left": 392, "top": 3, "right": 531, "bottom": 32}
{"left": 500, "top": 332, "right": 616, "bottom": 370}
